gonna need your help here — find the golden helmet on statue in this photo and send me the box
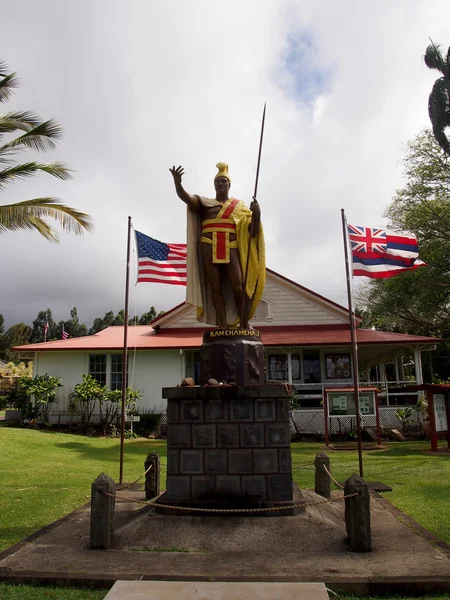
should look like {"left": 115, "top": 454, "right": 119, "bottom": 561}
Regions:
{"left": 214, "top": 162, "right": 231, "bottom": 182}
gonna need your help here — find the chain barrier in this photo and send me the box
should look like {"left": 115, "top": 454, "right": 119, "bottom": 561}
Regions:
{"left": 101, "top": 490, "right": 360, "bottom": 514}
{"left": 116, "top": 464, "right": 153, "bottom": 491}
{"left": 322, "top": 463, "right": 345, "bottom": 490}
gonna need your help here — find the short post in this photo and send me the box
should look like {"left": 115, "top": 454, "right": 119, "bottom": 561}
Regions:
{"left": 314, "top": 451, "right": 331, "bottom": 499}
{"left": 145, "top": 452, "right": 160, "bottom": 500}
{"left": 90, "top": 472, "right": 115, "bottom": 549}
{"left": 344, "top": 473, "right": 371, "bottom": 552}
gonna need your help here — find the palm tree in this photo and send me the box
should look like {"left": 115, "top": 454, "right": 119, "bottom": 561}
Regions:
{"left": 0, "top": 59, "right": 93, "bottom": 242}
{"left": 424, "top": 41, "right": 450, "bottom": 155}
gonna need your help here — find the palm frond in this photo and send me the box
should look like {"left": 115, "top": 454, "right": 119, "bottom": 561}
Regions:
{"left": 0, "top": 119, "right": 63, "bottom": 153}
{"left": 0, "top": 111, "right": 43, "bottom": 134}
{"left": 0, "top": 161, "right": 72, "bottom": 188}
{"left": 0, "top": 71, "right": 19, "bottom": 103}
{"left": 0, "top": 211, "right": 58, "bottom": 242}
{"left": 424, "top": 41, "right": 448, "bottom": 75}
{"left": 428, "top": 77, "right": 450, "bottom": 154}
{"left": 0, "top": 197, "right": 94, "bottom": 242}
{"left": 0, "top": 59, "right": 13, "bottom": 77}
{"left": 38, "top": 162, "right": 73, "bottom": 179}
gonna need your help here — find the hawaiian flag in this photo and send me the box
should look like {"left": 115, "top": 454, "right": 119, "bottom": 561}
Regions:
{"left": 348, "top": 224, "right": 426, "bottom": 278}
{"left": 135, "top": 231, "right": 187, "bottom": 286}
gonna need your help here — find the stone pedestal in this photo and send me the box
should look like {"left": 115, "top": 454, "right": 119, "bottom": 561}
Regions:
{"left": 159, "top": 384, "right": 303, "bottom": 514}
{"left": 200, "top": 329, "right": 265, "bottom": 386}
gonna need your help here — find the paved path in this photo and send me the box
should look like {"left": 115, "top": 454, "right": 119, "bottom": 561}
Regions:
{"left": 104, "top": 581, "right": 329, "bottom": 599}
{"left": 0, "top": 489, "right": 449, "bottom": 596}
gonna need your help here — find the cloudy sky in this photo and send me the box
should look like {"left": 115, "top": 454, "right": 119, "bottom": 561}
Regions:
{"left": 1, "top": 0, "right": 448, "bottom": 329}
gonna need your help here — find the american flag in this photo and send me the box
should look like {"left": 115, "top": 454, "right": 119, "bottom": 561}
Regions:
{"left": 135, "top": 231, "right": 187, "bottom": 286}
{"left": 62, "top": 326, "right": 69, "bottom": 340}
{"left": 347, "top": 224, "right": 425, "bottom": 278}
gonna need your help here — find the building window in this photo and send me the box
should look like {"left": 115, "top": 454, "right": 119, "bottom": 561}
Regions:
{"left": 325, "top": 353, "right": 351, "bottom": 379}
{"left": 303, "top": 350, "right": 321, "bottom": 383}
{"left": 111, "top": 355, "right": 128, "bottom": 391}
{"left": 89, "top": 354, "right": 107, "bottom": 386}
{"left": 291, "top": 354, "right": 301, "bottom": 381}
{"left": 268, "top": 354, "right": 288, "bottom": 381}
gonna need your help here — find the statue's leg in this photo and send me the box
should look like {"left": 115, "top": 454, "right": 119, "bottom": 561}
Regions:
{"left": 227, "top": 249, "right": 247, "bottom": 327}
{"left": 201, "top": 242, "right": 227, "bottom": 328}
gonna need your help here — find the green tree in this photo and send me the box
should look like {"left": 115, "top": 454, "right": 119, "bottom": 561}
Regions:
{"left": 114, "top": 309, "right": 125, "bottom": 325}
{"left": 360, "top": 130, "right": 450, "bottom": 338}
{"left": 0, "top": 58, "right": 93, "bottom": 241}
{"left": 138, "top": 306, "right": 157, "bottom": 324}
{"left": 89, "top": 317, "right": 104, "bottom": 335}
{"left": 0, "top": 323, "right": 33, "bottom": 361}
{"left": 31, "top": 307, "right": 88, "bottom": 341}
{"left": 30, "top": 309, "right": 54, "bottom": 343}
{"left": 68, "top": 307, "right": 88, "bottom": 338}
{"left": 89, "top": 310, "right": 129, "bottom": 334}
{"left": 424, "top": 41, "right": 450, "bottom": 155}
{"left": 0, "top": 313, "right": 5, "bottom": 356}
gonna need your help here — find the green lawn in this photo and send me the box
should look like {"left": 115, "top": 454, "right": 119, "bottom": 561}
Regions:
{"left": 290, "top": 441, "right": 450, "bottom": 545}
{"left": 0, "top": 584, "right": 105, "bottom": 599}
{"left": 1, "top": 428, "right": 450, "bottom": 599}
{"left": 0, "top": 427, "right": 167, "bottom": 552}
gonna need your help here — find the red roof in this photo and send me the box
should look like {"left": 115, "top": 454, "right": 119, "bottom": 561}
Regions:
{"left": 13, "top": 324, "right": 439, "bottom": 352}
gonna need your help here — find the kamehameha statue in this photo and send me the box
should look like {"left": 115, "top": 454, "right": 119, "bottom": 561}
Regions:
{"left": 170, "top": 162, "right": 265, "bottom": 329}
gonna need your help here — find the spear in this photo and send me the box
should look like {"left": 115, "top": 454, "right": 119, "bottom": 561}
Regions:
{"left": 241, "top": 103, "right": 266, "bottom": 327}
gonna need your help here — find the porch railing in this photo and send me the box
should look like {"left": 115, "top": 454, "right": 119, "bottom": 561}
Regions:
{"left": 293, "top": 380, "right": 420, "bottom": 406}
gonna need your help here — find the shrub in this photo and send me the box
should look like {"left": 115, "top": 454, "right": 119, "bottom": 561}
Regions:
{"left": 395, "top": 407, "right": 414, "bottom": 431}
{"left": 18, "top": 374, "right": 62, "bottom": 424}
{"left": 69, "top": 374, "right": 104, "bottom": 434}
{"left": 133, "top": 409, "right": 163, "bottom": 438}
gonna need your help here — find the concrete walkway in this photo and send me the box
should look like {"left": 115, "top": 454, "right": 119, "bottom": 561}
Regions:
{"left": 104, "top": 581, "right": 329, "bottom": 599}
{"left": 0, "top": 488, "right": 449, "bottom": 597}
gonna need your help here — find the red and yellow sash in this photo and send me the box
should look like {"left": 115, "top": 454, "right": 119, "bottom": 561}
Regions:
{"left": 201, "top": 198, "right": 239, "bottom": 263}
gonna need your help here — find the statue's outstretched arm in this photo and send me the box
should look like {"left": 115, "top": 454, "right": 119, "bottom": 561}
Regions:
{"left": 169, "top": 165, "right": 200, "bottom": 211}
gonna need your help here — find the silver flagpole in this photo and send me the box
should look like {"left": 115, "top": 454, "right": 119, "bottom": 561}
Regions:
{"left": 119, "top": 216, "right": 132, "bottom": 484}
{"left": 341, "top": 208, "right": 364, "bottom": 478}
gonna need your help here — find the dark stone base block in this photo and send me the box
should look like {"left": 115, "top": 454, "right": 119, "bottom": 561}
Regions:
{"left": 200, "top": 329, "right": 265, "bottom": 385}
{"left": 161, "top": 384, "right": 300, "bottom": 515}
{"left": 155, "top": 482, "right": 305, "bottom": 517}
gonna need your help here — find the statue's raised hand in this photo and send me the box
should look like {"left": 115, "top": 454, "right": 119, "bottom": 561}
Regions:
{"left": 169, "top": 165, "right": 184, "bottom": 185}
{"left": 250, "top": 196, "right": 261, "bottom": 219}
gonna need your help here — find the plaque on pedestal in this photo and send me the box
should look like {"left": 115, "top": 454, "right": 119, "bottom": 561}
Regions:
{"left": 200, "top": 328, "right": 265, "bottom": 386}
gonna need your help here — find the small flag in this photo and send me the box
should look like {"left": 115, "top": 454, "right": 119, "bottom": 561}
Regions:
{"left": 348, "top": 225, "right": 426, "bottom": 278}
{"left": 62, "top": 326, "right": 69, "bottom": 340}
{"left": 135, "top": 231, "right": 187, "bottom": 286}
{"left": 44, "top": 321, "right": 49, "bottom": 336}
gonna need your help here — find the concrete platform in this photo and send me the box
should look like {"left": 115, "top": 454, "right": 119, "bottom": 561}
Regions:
{"left": 104, "top": 581, "right": 329, "bottom": 599}
{"left": 1, "top": 487, "right": 450, "bottom": 597}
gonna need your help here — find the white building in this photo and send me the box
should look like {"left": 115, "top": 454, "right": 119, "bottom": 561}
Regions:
{"left": 14, "top": 269, "right": 438, "bottom": 431}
